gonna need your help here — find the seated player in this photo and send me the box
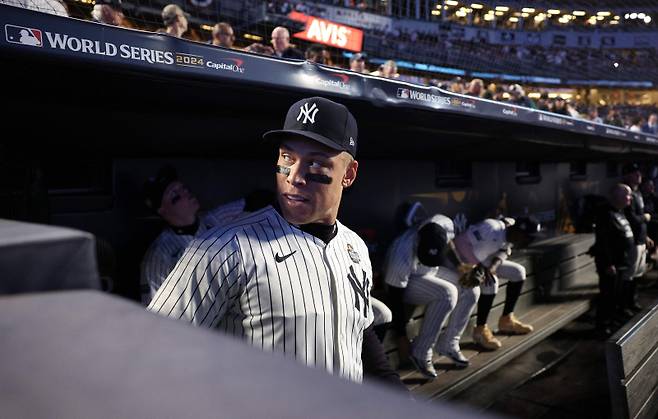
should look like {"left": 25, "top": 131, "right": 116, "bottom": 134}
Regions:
{"left": 384, "top": 213, "right": 480, "bottom": 378}
{"left": 453, "top": 217, "right": 538, "bottom": 350}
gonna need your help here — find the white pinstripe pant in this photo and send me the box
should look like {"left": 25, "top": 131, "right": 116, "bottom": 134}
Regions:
{"left": 405, "top": 267, "right": 480, "bottom": 361}
{"left": 480, "top": 260, "right": 526, "bottom": 295}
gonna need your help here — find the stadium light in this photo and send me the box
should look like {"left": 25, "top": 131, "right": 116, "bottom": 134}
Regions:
{"left": 471, "top": 3, "right": 483, "bottom": 9}
{"left": 508, "top": 17, "right": 518, "bottom": 22}
{"left": 597, "top": 11, "right": 611, "bottom": 16}
{"left": 614, "top": 15, "right": 620, "bottom": 20}
{"left": 244, "top": 33, "right": 263, "bottom": 41}
{"left": 455, "top": 10, "right": 467, "bottom": 17}
{"left": 431, "top": 9, "right": 441, "bottom": 15}
{"left": 521, "top": 12, "right": 529, "bottom": 17}
{"left": 534, "top": 14, "right": 545, "bottom": 22}
{"left": 495, "top": 10, "right": 504, "bottom": 16}
{"left": 495, "top": 6, "right": 509, "bottom": 11}
{"left": 613, "top": 62, "right": 619, "bottom": 68}
{"left": 596, "top": 16, "right": 604, "bottom": 20}
{"left": 638, "top": 13, "right": 646, "bottom": 19}
{"left": 547, "top": 9, "right": 560, "bottom": 15}
{"left": 610, "top": 20, "right": 619, "bottom": 24}
{"left": 572, "top": 11, "right": 586, "bottom": 16}
{"left": 445, "top": 0, "right": 459, "bottom": 6}
{"left": 484, "top": 14, "right": 494, "bottom": 20}
{"left": 630, "top": 13, "right": 638, "bottom": 19}
{"left": 645, "top": 16, "right": 652, "bottom": 23}
{"left": 624, "top": 13, "right": 630, "bottom": 19}
{"left": 521, "top": 8, "right": 534, "bottom": 13}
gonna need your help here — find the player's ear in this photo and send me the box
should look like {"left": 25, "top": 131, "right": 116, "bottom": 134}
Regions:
{"left": 342, "top": 158, "right": 358, "bottom": 188}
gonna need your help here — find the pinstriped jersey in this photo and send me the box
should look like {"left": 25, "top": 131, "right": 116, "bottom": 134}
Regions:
{"left": 147, "top": 206, "right": 374, "bottom": 382}
{"left": 384, "top": 214, "right": 454, "bottom": 288}
{"left": 140, "top": 199, "right": 246, "bottom": 305}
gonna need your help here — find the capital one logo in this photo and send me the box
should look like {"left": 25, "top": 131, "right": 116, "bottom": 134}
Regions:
{"left": 297, "top": 102, "right": 319, "bottom": 124}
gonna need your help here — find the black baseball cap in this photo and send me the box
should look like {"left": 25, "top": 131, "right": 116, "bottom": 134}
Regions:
{"left": 143, "top": 165, "right": 178, "bottom": 211}
{"left": 621, "top": 162, "right": 640, "bottom": 175}
{"left": 263, "top": 97, "right": 358, "bottom": 158}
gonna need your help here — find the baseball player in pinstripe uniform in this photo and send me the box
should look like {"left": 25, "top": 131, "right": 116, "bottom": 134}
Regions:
{"left": 148, "top": 97, "right": 403, "bottom": 386}
{"left": 384, "top": 213, "right": 479, "bottom": 378}
{"left": 453, "top": 217, "right": 534, "bottom": 351}
{"left": 140, "top": 166, "right": 247, "bottom": 305}
{"left": 139, "top": 166, "right": 273, "bottom": 305}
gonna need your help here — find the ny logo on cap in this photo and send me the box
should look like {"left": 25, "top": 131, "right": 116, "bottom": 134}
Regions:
{"left": 297, "top": 102, "right": 319, "bottom": 124}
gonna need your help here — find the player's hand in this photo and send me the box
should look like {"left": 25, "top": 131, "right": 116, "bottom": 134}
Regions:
{"left": 459, "top": 264, "right": 484, "bottom": 288}
{"left": 484, "top": 268, "right": 497, "bottom": 287}
{"left": 645, "top": 213, "right": 652, "bottom": 222}
{"left": 647, "top": 237, "right": 655, "bottom": 249}
{"left": 605, "top": 265, "right": 617, "bottom": 276}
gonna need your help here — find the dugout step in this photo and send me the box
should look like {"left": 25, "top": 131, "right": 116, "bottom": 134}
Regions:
{"left": 400, "top": 297, "right": 594, "bottom": 401}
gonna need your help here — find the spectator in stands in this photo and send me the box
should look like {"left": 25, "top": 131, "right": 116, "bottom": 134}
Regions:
{"left": 481, "top": 83, "right": 497, "bottom": 100}
{"left": 508, "top": 84, "right": 536, "bottom": 109}
{"left": 642, "top": 113, "right": 658, "bottom": 135}
{"left": 592, "top": 183, "right": 635, "bottom": 337}
{"left": 91, "top": 0, "right": 132, "bottom": 27}
{"left": 629, "top": 116, "right": 643, "bottom": 133}
{"left": 2, "top": 0, "right": 68, "bottom": 16}
{"left": 271, "top": 26, "right": 304, "bottom": 59}
{"left": 536, "top": 92, "right": 551, "bottom": 112}
{"left": 588, "top": 107, "right": 603, "bottom": 124}
{"left": 305, "top": 44, "right": 332, "bottom": 65}
{"left": 552, "top": 97, "right": 570, "bottom": 116}
{"left": 160, "top": 4, "right": 188, "bottom": 38}
{"left": 466, "top": 79, "right": 484, "bottom": 98}
{"left": 371, "top": 60, "right": 398, "bottom": 79}
{"left": 606, "top": 109, "right": 624, "bottom": 127}
{"left": 349, "top": 53, "right": 368, "bottom": 73}
{"left": 449, "top": 77, "right": 464, "bottom": 94}
{"left": 211, "top": 22, "right": 235, "bottom": 49}
{"left": 139, "top": 165, "right": 271, "bottom": 305}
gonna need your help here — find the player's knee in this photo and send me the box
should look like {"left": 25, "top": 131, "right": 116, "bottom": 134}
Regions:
{"left": 463, "top": 286, "right": 480, "bottom": 305}
{"left": 510, "top": 264, "right": 526, "bottom": 282}
{"left": 443, "top": 285, "right": 458, "bottom": 310}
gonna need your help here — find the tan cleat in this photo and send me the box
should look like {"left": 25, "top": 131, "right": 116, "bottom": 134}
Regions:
{"left": 498, "top": 313, "right": 534, "bottom": 335}
{"left": 473, "top": 325, "right": 502, "bottom": 351}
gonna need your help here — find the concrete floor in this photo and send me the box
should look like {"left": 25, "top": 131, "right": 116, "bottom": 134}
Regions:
{"left": 449, "top": 273, "right": 658, "bottom": 419}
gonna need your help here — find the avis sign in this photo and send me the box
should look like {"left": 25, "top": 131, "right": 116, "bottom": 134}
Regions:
{"left": 288, "top": 11, "right": 363, "bottom": 52}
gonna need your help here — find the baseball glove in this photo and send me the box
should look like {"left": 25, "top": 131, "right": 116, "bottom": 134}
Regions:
{"left": 459, "top": 263, "right": 497, "bottom": 288}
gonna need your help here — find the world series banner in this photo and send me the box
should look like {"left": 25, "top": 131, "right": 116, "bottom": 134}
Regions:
{"left": 1, "top": 4, "right": 657, "bottom": 147}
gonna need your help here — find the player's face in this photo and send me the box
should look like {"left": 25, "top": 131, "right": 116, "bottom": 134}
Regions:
{"left": 158, "top": 180, "right": 200, "bottom": 224}
{"left": 613, "top": 185, "right": 633, "bottom": 209}
{"left": 276, "top": 138, "right": 358, "bottom": 225}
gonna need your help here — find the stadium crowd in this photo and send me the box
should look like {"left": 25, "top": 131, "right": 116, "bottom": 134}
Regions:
{"left": 3, "top": 0, "right": 657, "bottom": 134}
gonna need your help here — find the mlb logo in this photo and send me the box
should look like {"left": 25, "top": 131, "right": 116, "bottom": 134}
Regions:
{"left": 5, "top": 24, "right": 42, "bottom": 47}
{"left": 397, "top": 88, "right": 409, "bottom": 99}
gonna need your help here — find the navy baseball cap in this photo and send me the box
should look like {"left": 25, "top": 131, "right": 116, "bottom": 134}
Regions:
{"left": 263, "top": 97, "right": 358, "bottom": 158}
{"left": 143, "top": 165, "right": 177, "bottom": 211}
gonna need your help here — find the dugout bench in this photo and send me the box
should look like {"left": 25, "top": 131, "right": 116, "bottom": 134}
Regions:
{"left": 606, "top": 299, "right": 658, "bottom": 419}
{"left": 383, "top": 233, "right": 598, "bottom": 400}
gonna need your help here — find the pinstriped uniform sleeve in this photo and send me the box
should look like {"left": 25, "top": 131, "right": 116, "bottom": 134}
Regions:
{"left": 383, "top": 229, "right": 414, "bottom": 288}
{"left": 147, "top": 230, "right": 246, "bottom": 328}
{"left": 140, "top": 243, "right": 177, "bottom": 305}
